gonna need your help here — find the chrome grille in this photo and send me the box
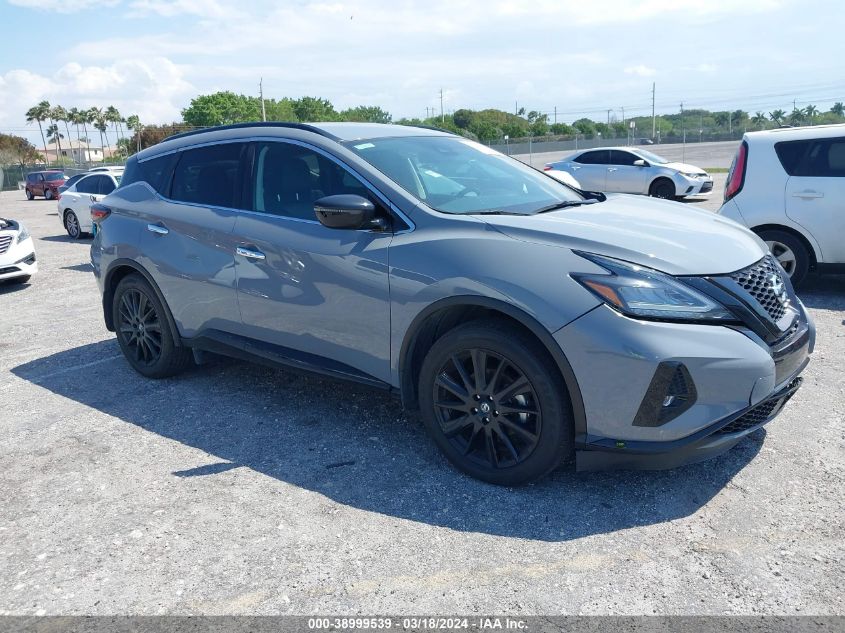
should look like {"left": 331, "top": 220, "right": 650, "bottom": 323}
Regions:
{"left": 0, "top": 235, "right": 12, "bottom": 255}
{"left": 729, "top": 255, "right": 789, "bottom": 323}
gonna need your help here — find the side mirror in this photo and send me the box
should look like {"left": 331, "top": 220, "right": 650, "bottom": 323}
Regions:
{"left": 633, "top": 159, "right": 648, "bottom": 167}
{"left": 314, "top": 194, "right": 378, "bottom": 230}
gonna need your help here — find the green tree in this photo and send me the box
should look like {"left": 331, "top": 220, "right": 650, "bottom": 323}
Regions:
{"left": 52, "top": 106, "right": 73, "bottom": 163}
{"left": 292, "top": 97, "right": 337, "bottom": 122}
{"left": 752, "top": 111, "right": 767, "bottom": 128}
{"left": 803, "top": 104, "right": 818, "bottom": 120}
{"left": 182, "top": 91, "right": 261, "bottom": 127}
{"left": 769, "top": 109, "right": 786, "bottom": 124}
{"left": 125, "top": 115, "right": 141, "bottom": 154}
{"left": 90, "top": 107, "right": 108, "bottom": 162}
{"left": 0, "top": 133, "right": 42, "bottom": 168}
{"left": 339, "top": 105, "right": 392, "bottom": 123}
{"left": 452, "top": 109, "right": 473, "bottom": 129}
{"left": 25, "top": 101, "right": 51, "bottom": 166}
{"left": 106, "top": 105, "right": 125, "bottom": 145}
{"left": 68, "top": 107, "right": 85, "bottom": 159}
{"left": 263, "top": 98, "right": 297, "bottom": 121}
{"left": 549, "top": 123, "right": 574, "bottom": 136}
{"left": 788, "top": 108, "right": 804, "bottom": 126}
{"left": 831, "top": 102, "right": 844, "bottom": 117}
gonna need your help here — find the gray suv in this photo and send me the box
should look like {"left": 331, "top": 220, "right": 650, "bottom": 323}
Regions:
{"left": 90, "top": 122, "right": 814, "bottom": 485}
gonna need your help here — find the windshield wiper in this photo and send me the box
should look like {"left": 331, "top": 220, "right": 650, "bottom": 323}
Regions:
{"left": 533, "top": 199, "right": 599, "bottom": 214}
{"left": 468, "top": 210, "right": 527, "bottom": 215}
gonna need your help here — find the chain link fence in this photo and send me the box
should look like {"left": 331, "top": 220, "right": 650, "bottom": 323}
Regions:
{"left": 1, "top": 161, "right": 127, "bottom": 191}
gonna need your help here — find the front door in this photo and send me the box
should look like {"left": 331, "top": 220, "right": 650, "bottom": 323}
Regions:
{"left": 569, "top": 149, "right": 609, "bottom": 191}
{"left": 784, "top": 136, "right": 845, "bottom": 263}
{"left": 232, "top": 141, "right": 393, "bottom": 383}
{"left": 606, "top": 150, "right": 650, "bottom": 194}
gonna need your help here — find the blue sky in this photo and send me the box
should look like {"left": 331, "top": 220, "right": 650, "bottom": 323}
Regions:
{"left": 1, "top": 0, "right": 843, "bottom": 146}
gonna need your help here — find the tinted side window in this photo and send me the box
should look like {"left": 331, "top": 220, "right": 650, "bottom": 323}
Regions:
{"left": 775, "top": 140, "right": 811, "bottom": 175}
{"left": 76, "top": 175, "right": 99, "bottom": 194}
{"left": 575, "top": 151, "right": 608, "bottom": 165}
{"left": 253, "top": 142, "right": 373, "bottom": 220}
{"left": 170, "top": 143, "right": 246, "bottom": 208}
{"left": 120, "top": 154, "right": 178, "bottom": 193}
{"left": 99, "top": 176, "right": 116, "bottom": 195}
{"left": 609, "top": 150, "right": 639, "bottom": 166}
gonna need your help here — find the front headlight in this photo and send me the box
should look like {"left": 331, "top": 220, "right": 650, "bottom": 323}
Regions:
{"left": 681, "top": 172, "right": 703, "bottom": 179}
{"left": 572, "top": 252, "right": 735, "bottom": 322}
{"left": 16, "top": 224, "right": 30, "bottom": 243}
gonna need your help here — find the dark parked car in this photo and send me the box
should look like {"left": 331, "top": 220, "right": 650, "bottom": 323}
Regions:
{"left": 25, "top": 171, "right": 66, "bottom": 200}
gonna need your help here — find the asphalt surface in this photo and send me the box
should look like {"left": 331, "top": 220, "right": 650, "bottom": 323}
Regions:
{"left": 0, "top": 188, "right": 843, "bottom": 616}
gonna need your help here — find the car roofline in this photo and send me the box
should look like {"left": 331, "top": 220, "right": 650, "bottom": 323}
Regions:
{"left": 164, "top": 121, "right": 342, "bottom": 143}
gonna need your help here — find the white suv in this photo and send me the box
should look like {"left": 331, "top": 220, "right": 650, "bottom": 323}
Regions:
{"left": 718, "top": 124, "right": 845, "bottom": 287}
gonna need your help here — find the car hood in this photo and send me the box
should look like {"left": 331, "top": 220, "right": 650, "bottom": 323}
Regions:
{"left": 661, "top": 162, "right": 708, "bottom": 175}
{"left": 477, "top": 194, "right": 767, "bottom": 276}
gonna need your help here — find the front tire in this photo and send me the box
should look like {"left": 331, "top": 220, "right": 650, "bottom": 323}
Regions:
{"left": 649, "top": 178, "right": 676, "bottom": 199}
{"left": 44, "top": 188, "right": 54, "bottom": 200}
{"left": 112, "top": 274, "right": 192, "bottom": 378}
{"left": 64, "top": 211, "right": 82, "bottom": 239}
{"left": 418, "top": 320, "right": 573, "bottom": 486}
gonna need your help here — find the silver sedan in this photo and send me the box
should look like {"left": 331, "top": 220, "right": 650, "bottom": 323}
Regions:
{"left": 544, "top": 147, "right": 713, "bottom": 199}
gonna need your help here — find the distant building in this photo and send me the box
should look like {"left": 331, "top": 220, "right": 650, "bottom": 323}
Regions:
{"left": 43, "top": 140, "right": 116, "bottom": 163}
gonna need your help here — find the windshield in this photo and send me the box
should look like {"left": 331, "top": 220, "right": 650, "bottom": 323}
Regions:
{"left": 633, "top": 149, "right": 669, "bottom": 165}
{"left": 346, "top": 136, "right": 583, "bottom": 215}
{"left": 45, "top": 172, "right": 66, "bottom": 181}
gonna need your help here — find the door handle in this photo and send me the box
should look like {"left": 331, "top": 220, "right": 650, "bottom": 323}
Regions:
{"left": 236, "top": 246, "right": 266, "bottom": 261}
{"left": 607, "top": 167, "right": 618, "bottom": 172}
{"left": 146, "top": 223, "right": 169, "bottom": 235}
{"left": 570, "top": 165, "right": 581, "bottom": 170}
{"left": 792, "top": 190, "right": 823, "bottom": 199}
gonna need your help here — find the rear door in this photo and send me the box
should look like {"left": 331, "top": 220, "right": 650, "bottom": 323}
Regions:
{"left": 66, "top": 174, "right": 100, "bottom": 225}
{"left": 135, "top": 143, "right": 245, "bottom": 338}
{"left": 569, "top": 150, "right": 609, "bottom": 191}
{"left": 607, "top": 150, "right": 649, "bottom": 193}
{"left": 231, "top": 140, "right": 393, "bottom": 383}
{"left": 783, "top": 137, "right": 845, "bottom": 263}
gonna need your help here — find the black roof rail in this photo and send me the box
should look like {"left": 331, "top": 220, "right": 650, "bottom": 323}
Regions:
{"left": 163, "top": 121, "right": 340, "bottom": 142}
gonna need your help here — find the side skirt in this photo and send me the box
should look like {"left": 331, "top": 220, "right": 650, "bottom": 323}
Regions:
{"left": 184, "top": 329, "right": 394, "bottom": 393}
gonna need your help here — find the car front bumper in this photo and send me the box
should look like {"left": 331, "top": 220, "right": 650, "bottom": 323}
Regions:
{"left": 679, "top": 177, "right": 714, "bottom": 196}
{"left": 553, "top": 303, "right": 813, "bottom": 471}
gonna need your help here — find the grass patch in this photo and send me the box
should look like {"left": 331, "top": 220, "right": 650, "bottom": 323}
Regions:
{"left": 705, "top": 167, "right": 729, "bottom": 173}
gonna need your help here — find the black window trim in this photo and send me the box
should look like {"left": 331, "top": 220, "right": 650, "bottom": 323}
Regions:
{"left": 166, "top": 140, "right": 249, "bottom": 209}
{"left": 775, "top": 136, "right": 845, "bottom": 178}
{"left": 575, "top": 150, "right": 609, "bottom": 165}
{"left": 143, "top": 136, "right": 414, "bottom": 233}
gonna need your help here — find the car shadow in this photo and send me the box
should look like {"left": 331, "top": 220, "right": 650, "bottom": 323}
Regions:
{"left": 39, "top": 235, "right": 91, "bottom": 243}
{"left": 61, "top": 263, "right": 94, "bottom": 273}
{"left": 12, "top": 340, "right": 764, "bottom": 542}
{"left": 0, "top": 279, "right": 32, "bottom": 294}
{"left": 796, "top": 274, "right": 845, "bottom": 310}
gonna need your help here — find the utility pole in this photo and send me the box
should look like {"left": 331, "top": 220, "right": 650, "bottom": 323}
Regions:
{"left": 651, "top": 82, "right": 656, "bottom": 140}
{"left": 680, "top": 101, "right": 686, "bottom": 162}
{"left": 554, "top": 106, "right": 557, "bottom": 124}
{"left": 621, "top": 106, "right": 625, "bottom": 126}
{"left": 515, "top": 101, "right": 518, "bottom": 115}
{"left": 607, "top": 109, "right": 611, "bottom": 125}
{"left": 439, "top": 89, "right": 444, "bottom": 123}
{"left": 259, "top": 78, "right": 266, "bottom": 122}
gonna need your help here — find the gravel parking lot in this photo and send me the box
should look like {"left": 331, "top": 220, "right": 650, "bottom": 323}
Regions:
{"left": 1, "top": 188, "right": 843, "bottom": 616}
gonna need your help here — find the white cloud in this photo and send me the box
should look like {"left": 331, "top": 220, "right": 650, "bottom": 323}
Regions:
{"left": 8, "top": 0, "right": 119, "bottom": 12}
{"left": 127, "top": 0, "right": 242, "bottom": 18}
{"left": 624, "top": 65, "right": 657, "bottom": 77}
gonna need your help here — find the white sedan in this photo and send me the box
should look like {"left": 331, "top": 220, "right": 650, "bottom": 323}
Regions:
{"left": 0, "top": 217, "right": 38, "bottom": 285}
{"left": 544, "top": 147, "right": 713, "bottom": 199}
{"left": 57, "top": 171, "right": 121, "bottom": 238}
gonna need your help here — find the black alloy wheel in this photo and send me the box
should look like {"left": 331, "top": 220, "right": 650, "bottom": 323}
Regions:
{"left": 432, "top": 349, "right": 542, "bottom": 470}
{"left": 419, "top": 320, "right": 573, "bottom": 485}
{"left": 112, "top": 274, "right": 192, "bottom": 378}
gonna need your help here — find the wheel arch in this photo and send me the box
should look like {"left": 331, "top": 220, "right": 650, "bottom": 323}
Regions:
{"left": 398, "top": 295, "right": 586, "bottom": 438}
{"left": 102, "top": 259, "right": 184, "bottom": 346}
{"left": 649, "top": 175, "right": 677, "bottom": 196}
{"left": 751, "top": 223, "right": 819, "bottom": 269}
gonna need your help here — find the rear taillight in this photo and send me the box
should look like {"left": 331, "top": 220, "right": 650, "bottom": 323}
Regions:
{"left": 91, "top": 203, "right": 111, "bottom": 222}
{"left": 724, "top": 141, "right": 748, "bottom": 202}
{"left": 543, "top": 165, "right": 552, "bottom": 171}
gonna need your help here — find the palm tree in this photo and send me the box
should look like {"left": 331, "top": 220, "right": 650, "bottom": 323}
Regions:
{"left": 52, "top": 106, "right": 72, "bottom": 164}
{"left": 90, "top": 107, "right": 108, "bottom": 163}
{"left": 68, "top": 107, "right": 84, "bottom": 159}
{"left": 82, "top": 108, "right": 96, "bottom": 163}
{"left": 769, "top": 109, "right": 786, "bottom": 125}
{"left": 125, "top": 114, "right": 141, "bottom": 153}
{"left": 25, "top": 102, "right": 50, "bottom": 166}
{"left": 714, "top": 111, "right": 729, "bottom": 128}
{"left": 752, "top": 111, "right": 767, "bottom": 129}
{"left": 788, "top": 108, "right": 804, "bottom": 126}
{"left": 105, "top": 106, "right": 124, "bottom": 146}
{"left": 46, "top": 124, "right": 64, "bottom": 162}
{"left": 831, "top": 102, "right": 845, "bottom": 117}
{"left": 803, "top": 104, "right": 819, "bottom": 120}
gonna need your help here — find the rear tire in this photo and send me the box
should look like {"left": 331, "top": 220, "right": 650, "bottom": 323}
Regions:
{"left": 64, "top": 211, "right": 82, "bottom": 239}
{"left": 112, "top": 274, "right": 192, "bottom": 378}
{"left": 757, "top": 229, "right": 810, "bottom": 288}
{"left": 45, "top": 188, "right": 53, "bottom": 200}
{"left": 418, "top": 319, "right": 573, "bottom": 486}
{"left": 649, "top": 178, "right": 676, "bottom": 199}
{"left": 25, "top": 189, "right": 33, "bottom": 200}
